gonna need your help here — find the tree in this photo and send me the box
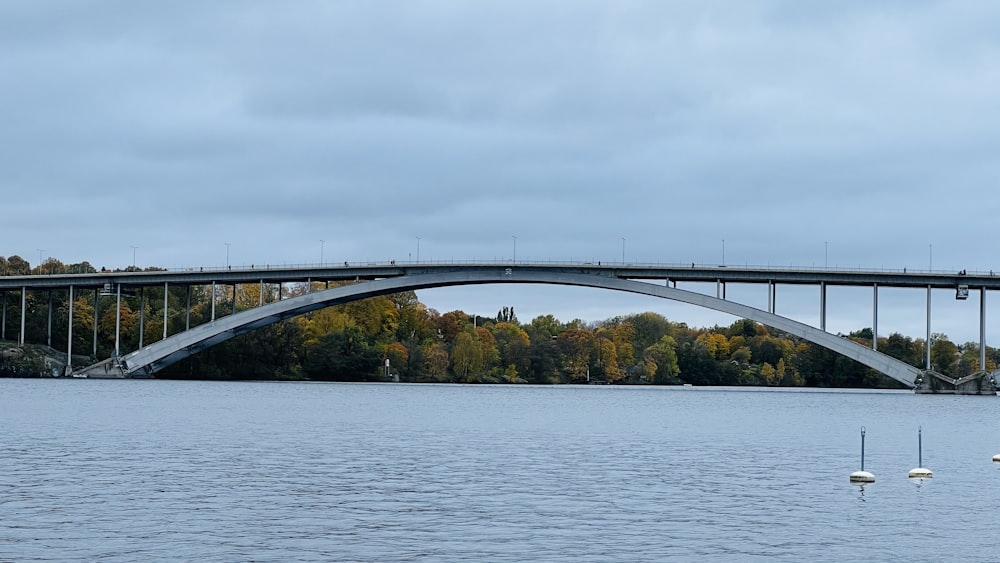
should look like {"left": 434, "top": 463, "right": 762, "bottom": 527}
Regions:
{"left": 6, "top": 255, "right": 30, "bottom": 275}
{"left": 490, "top": 322, "right": 531, "bottom": 377}
{"left": 496, "top": 306, "right": 518, "bottom": 324}
{"left": 627, "top": 312, "right": 675, "bottom": 353}
{"left": 303, "top": 326, "right": 378, "bottom": 380}
{"left": 420, "top": 341, "right": 450, "bottom": 382}
{"left": 929, "top": 334, "right": 958, "bottom": 375}
{"left": 612, "top": 322, "right": 636, "bottom": 369}
{"left": 696, "top": 332, "right": 730, "bottom": 361}
{"left": 435, "top": 310, "right": 469, "bottom": 343}
{"left": 557, "top": 328, "right": 594, "bottom": 382}
{"left": 384, "top": 342, "right": 409, "bottom": 377}
{"left": 644, "top": 335, "right": 680, "bottom": 384}
{"left": 528, "top": 314, "right": 563, "bottom": 338}
{"left": 594, "top": 335, "right": 622, "bottom": 382}
{"left": 882, "top": 332, "right": 920, "bottom": 367}
{"left": 451, "top": 328, "right": 484, "bottom": 381}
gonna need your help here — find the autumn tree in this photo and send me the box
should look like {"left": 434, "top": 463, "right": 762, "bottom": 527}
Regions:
{"left": 557, "top": 328, "right": 594, "bottom": 382}
{"left": 644, "top": 335, "right": 680, "bottom": 384}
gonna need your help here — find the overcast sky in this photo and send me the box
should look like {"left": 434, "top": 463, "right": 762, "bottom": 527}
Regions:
{"left": 4, "top": 1, "right": 1000, "bottom": 343}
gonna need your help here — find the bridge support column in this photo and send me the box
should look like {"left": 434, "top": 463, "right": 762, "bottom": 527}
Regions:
{"left": 980, "top": 287, "right": 987, "bottom": 371}
{"left": 926, "top": 285, "right": 932, "bottom": 370}
{"left": 19, "top": 286, "right": 26, "bottom": 346}
{"left": 93, "top": 289, "right": 98, "bottom": 357}
{"left": 185, "top": 286, "right": 191, "bottom": 330}
{"left": 211, "top": 281, "right": 216, "bottom": 321}
{"left": 138, "top": 287, "right": 145, "bottom": 349}
{"left": 820, "top": 282, "right": 826, "bottom": 331}
{"left": 2, "top": 291, "right": 6, "bottom": 340}
{"left": 66, "top": 285, "right": 73, "bottom": 374}
{"left": 47, "top": 291, "right": 52, "bottom": 348}
{"left": 259, "top": 280, "right": 264, "bottom": 306}
{"left": 114, "top": 284, "right": 121, "bottom": 357}
{"left": 872, "top": 284, "right": 878, "bottom": 351}
{"left": 163, "top": 282, "right": 169, "bottom": 340}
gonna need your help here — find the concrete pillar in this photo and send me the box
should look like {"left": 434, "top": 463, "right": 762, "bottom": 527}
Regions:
{"left": 980, "top": 287, "right": 987, "bottom": 371}
{"left": 163, "top": 282, "right": 169, "bottom": 340}
{"left": 67, "top": 285, "right": 74, "bottom": 372}
{"left": 114, "top": 284, "right": 121, "bottom": 357}
{"left": 820, "top": 282, "right": 826, "bottom": 331}
{"left": 19, "top": 287, "right": 26, "bottom": 346}
{"left": 925, "top": 285, "right": 932, "bottom": 370}
{"left": 138, "top": 287, "right": 145, "bottom": 349}
{"left": 47, "top": 291, "right": 52, "bottom": 348}
{"left": 93, "top": 289, "right": 98, "bottom": 357}
{"left": 872, "top": 283, "right": 878, "bottom": 351}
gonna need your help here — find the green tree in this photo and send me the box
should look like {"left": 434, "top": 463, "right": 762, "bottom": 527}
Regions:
{"left": 929, "top": 334, "right": 958, "bottom": 375}
{"left": 451, "top": 328, "right": 484, "bottom": 381}
{"left": 644, "top": 335, "right": 680, "bottom": 384}
{"left": 302, "top": 326, "right": 378, "bottom": 380}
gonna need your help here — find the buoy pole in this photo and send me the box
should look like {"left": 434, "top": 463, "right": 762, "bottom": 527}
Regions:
{"left": 909, "top": 426, "right": 932, "bottom": 479}
{"left": 918, "top": 426, "right": 923, "bottom": 467}
{"left": 861, "top": 427, "right": 866, "bottom": 471}
{"left": 850, "top": 426, "right": 875, "bottom": 483}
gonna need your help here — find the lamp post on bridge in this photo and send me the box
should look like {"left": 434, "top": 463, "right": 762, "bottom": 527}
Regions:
{"left": 512, "top": 235, "right": 517, "bottom": 263}
{"left": 130, "top": 245, "right": 138, "bottom": 269}
{"left": 621, "top": 237, "right": 626, "bottom": 265}
{"left": 36, "top": 248, "right": 44, "bottom": 272}
{"left": 416, "top": 237, "right": 421, "bottom": 263}
{"left": 320, "top": 239, "right": 325, "bottom": 265}
{"left": 225, "top": 242, "right": 231, "bottom": 268}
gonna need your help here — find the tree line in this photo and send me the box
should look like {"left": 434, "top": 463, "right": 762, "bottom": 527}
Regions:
{"left": 1, "top": 254, "right": 996, "bottom": 386}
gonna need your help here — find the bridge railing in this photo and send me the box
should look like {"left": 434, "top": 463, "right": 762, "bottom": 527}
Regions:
{"left": 47, "top": 259, "right": 989, "bottom": 276}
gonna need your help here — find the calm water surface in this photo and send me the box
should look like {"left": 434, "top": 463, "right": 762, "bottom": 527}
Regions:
{"left": 2, "top": 380, "right": 999, "bottom": 562}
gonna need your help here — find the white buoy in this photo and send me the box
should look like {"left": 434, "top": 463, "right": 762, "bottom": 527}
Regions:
{"left": 908, "top": 426, "right": 932, "bottom": 479}
{"left": 993, "top": 454, "right": 1000, "bottom": 463}
{"left": 850, "top": 426, "right": 875, "bottom": 483}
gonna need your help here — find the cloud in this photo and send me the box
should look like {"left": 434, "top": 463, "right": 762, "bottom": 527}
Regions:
{"left": 3, "top": 1, "right": 1000, "bottom": 342}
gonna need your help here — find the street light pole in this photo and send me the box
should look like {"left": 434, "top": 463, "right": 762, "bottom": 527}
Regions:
{"left": 416, "top": 237, "right": 421, "bottom": 262}
{"left": 130, "top": 245, "right": 138, "bottom": 268}
{"left": 320, "top": 239, "right": 325, "bottom": 264}
{"left": 512, "top": 235, "right": 517, "bottom": 263}
{"left": 929, "top": 243, "right": 933, "bottom": 271}
{"left": 825, "top": 241, "right": 828, "bottom": 268}
{"left": 225, "top": 242, "right": 231, "bottom": 268}
{"left": 722, "top": 239, "right": 725, "bottom": 266}
{"left": 621, "top": 237, "right": 625, "bottom": 264}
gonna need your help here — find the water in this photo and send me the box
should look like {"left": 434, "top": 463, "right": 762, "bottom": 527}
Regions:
{"left": 2, "top": 380, "right": 999, "bottom": 562}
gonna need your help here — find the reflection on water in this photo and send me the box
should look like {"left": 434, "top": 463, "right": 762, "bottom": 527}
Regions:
{"left": 1, "top": 381, "right": 998, "bottom": 561}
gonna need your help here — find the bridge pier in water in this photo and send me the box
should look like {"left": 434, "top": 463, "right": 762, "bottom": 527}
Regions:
{"left": 914, "top": 370, "right": 998, "bottom": 395}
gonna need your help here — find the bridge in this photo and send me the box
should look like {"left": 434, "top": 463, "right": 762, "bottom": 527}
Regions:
{"left": 2, "top": 261, "right": 997, "bottom": 394}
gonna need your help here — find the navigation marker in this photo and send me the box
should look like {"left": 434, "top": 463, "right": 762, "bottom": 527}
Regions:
{"left": 993, "top": 454, "right": 1000, "bottom": 463}
{"left": 850, "top": 426, "right": 875, "bottom": 483}
{"left": 908, "top": 426, "right": 932, "bottom": 479}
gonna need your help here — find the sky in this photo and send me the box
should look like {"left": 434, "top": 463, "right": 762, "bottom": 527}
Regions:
{"left": 3, "top": 1, "right": 1000, "bottom": 344}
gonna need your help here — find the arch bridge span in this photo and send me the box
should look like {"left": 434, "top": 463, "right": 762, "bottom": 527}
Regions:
{"left": 92, "top": 267, "right": 926, "bottom": 387}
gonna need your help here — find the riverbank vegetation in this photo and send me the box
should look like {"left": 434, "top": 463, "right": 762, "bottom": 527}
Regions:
{"left": 2, "top": 255, "right": 996, "bottom": 386}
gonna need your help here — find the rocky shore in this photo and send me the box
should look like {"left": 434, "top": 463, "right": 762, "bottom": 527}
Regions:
{"left": 0, "top": 341, "right": 94, "bottom": 377}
